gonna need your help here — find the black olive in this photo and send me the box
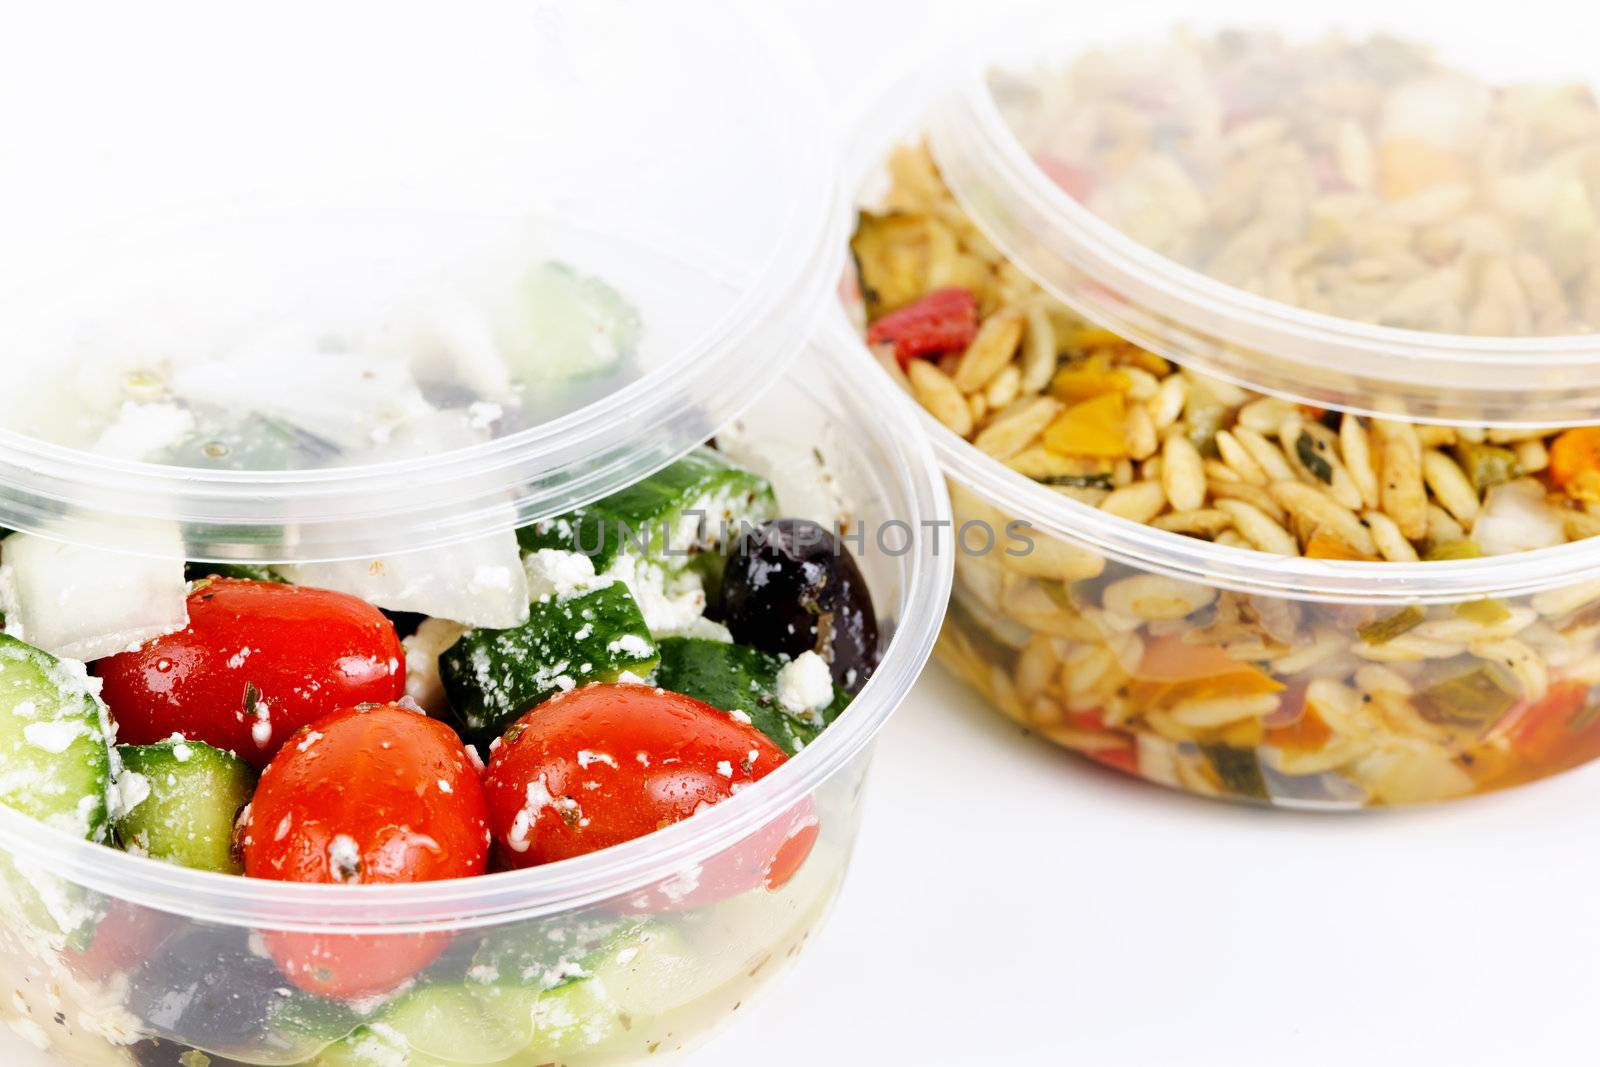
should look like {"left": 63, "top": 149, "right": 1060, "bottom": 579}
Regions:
{"left": 124, "top": 924, "right": 353, "bottom": 1057}
{"left": 719, "top": 519, "right": 880, "bottom": 693}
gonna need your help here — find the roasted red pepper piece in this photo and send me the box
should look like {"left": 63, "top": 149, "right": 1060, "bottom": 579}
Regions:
{"left": 866, "top": 286, "right": 978, "bottom": 368}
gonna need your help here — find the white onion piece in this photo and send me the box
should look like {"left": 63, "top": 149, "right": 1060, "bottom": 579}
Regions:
{"left": 282, "top": 530, "right": 529, "bottom": 630}
{"left": 171, "top": 348, "right": 433, "bottom": 452}
{"left": 1472, "top": 478, "right": 1566, "bottom": 556}
{"left": 0, "top": 524, "right": 188, "bottom": 661}
{"left": 279, "top": 411, "right": 529, "bottom": 627}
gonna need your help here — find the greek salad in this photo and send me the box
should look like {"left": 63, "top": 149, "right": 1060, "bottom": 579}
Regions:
{"left": 0, "top": 270, "right": 881, "bottom": 1064}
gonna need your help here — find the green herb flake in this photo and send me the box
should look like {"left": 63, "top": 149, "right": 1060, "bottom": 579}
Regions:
{"left": 1296, "top": 432, "right": 1335, "bottom": 485}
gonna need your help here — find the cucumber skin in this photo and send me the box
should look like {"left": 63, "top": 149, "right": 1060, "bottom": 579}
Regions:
{"left": 517, "top": 449, "right": 777, "bottom": 580}
{"left": 440, "top": 583, "right": 659, "bottom": 746}
{"left": 0, "top": 632, "right": 114, "bottom": 842}
{"left": 652, "top": 636, "right": 849, "bottom": 755}
{"left": 116, "top": 740, "right": 256, "bottom": 874}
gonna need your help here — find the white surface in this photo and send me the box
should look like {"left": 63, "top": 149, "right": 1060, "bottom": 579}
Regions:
{"left": 696, "top": 665, "right": 1600, "bottom": 1067}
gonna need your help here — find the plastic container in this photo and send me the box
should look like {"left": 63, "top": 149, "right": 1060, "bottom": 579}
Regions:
{"left": 0, "top": 4, "right": 954, "bottom": 1064}
{"left": 0, "top": 337, "right": 952, "bottom": 1066}
{"left": 842, "top": 2, "right": 1600, "bottom": 808}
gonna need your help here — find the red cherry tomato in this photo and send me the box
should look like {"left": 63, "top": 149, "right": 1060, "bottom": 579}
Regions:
{"left": 63, "top": 900, "right": 182, "bottom": 984}
{"left": 483, "top": 684, "right": 789, "bottom": 871}
{"left": 865, "top": 287, "right": 978, "bottom": 369}
{"left": 97, "top": 579, "right": 405, "bottom": 768}
{"left": 240, "top": 704, "right": 490, "bottom": 998}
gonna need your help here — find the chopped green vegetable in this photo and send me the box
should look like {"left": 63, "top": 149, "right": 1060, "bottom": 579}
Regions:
{"left": 1455, "top": 443, "right": 1522, "bottom": 492}
{"left": 1357, "top": 605, "right": 1426, "bottom": 644}
{"left": 440, "top": 582, "right": 659, "bottom": 745}
{"left": 0, "top": 633, "right": 114, "bottom": 842}
{"left": 1416, "top": 663, "right": 1520, "bottom": 726}
{"left": 518, "top": 448, "right": 776, "bottom": 591}
{"left": 652, "top": 637, "right": 848, "bottom": 755}
{"left": 1295, "top": 432, "right": 1335, "bottom": 484}
{"left": 115, "top": 740, "right": 256, "bottom": 874}
{"left": 1198, "top": 743, "right": 1269, "bottom": 799}
{"left": 503, "top": 260, "right": 641, "bottom": 386}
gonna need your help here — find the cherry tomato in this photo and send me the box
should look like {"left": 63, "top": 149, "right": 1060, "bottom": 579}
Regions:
{"left": 484, "top": 684, "right": 789, "bottom": 871}
{"left": 240, "top": 703, "right": 490, "bottom": 998}
{"left": 63, "top": 901, "right": 181, "bottom": 984}
{"left": 97, "top": 579, "right": 405, "bottom": 768}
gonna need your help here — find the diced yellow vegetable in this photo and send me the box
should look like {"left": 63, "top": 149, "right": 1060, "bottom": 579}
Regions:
{"left": 1377, "top": 138, "right": 1470, "bottom": 200}
{"left": 1305, "top": 531, "right": 1380, "bottom": 561}
{"left": 1454, "top": 599, "right": 1511, "bottom": 625}
{"left": 1042, "top": 392, "right": 1129, "bottom": 458}
{"left": 1049, "top": 355, "right": 1129, "bottom": 403}
{"left": 1423, "top": 539, "right": 1483, "bottom": 561}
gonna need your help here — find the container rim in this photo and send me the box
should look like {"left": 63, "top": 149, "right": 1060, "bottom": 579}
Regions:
{"left": 0, "top": 328, "right": 955, "bottom": 931}
{"left": 923, "top": 19, "right": 1600, "bottom": 426}
{"left": 0, "top": 1, "right": 850, "bottom": 559}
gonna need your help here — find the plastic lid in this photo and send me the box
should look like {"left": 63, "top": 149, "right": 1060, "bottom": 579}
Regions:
{"left": 928, "top": 3, "right": 1600, "bottom": 425}
{"left": 0, "top": 1, "right": 840, "bottom": 560}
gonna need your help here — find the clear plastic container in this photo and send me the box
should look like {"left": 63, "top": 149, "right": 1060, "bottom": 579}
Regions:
{"left": 0, "top": 337, "right": 952, "bottom": 1066}
{"left": 0, "top": 4, "right": 955, "bottom": 1063}
{"left": 842, "top": 2, "right": 1600, "bottom": 808}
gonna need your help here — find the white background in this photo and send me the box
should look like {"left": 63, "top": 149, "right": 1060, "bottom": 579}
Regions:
{"left": 15, "top": 2, "right": 1600, "bottom": 1065}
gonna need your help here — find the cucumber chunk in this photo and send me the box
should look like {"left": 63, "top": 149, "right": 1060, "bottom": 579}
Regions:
{"left": 0, "top": 633, "right": 115, "bottom": 842}
{"left": 115, "top": 739, "right": 257, "bottom": 873}
{"left": 440, "top": 582, "right": 658, "bottom": 745}
{"left": 518, "top": 448, "right": 777, "bottom": 585}
{"left": 653, "top": 637, "right": 849, "bottom": 755}
{"left": 376, "top": 984, "right": 533, "bottom": 1065}
{"left": 506, "top": 260, "right": 641, "bottom": 387}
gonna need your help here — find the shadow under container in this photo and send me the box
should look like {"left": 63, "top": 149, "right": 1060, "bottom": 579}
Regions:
{"left": 843, "top": 1, "right": 1600, "bottom": 808}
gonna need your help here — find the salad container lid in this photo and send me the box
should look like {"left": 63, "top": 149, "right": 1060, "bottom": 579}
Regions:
{"left": 0, "top": 1, "right": 841, "bottom": 561}
{"left": 927, "top": 2, "right": 1600, "bottom": 425}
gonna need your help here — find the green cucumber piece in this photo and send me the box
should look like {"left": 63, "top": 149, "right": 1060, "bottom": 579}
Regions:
{"left": 653, "top": 637, "right": 849, "bottom": 755}
{"left": 0, "top": 633, "right": 115, "bottom": 841}
{"left": 440, "top": 582, "right": 658, "bottom": 745}
{"left": 315, "top": 1025, "right": 453, "bottom": 1067}
{"left": 517, "top": 449, "right": 776, "bottom": 585}
{"left": 506, "top": 261, "right": 640, "bottom": 386}
{"left": 376, "top": 984, "right": 533, "bottom": 1065}
{"left": 468, "top": 915, "right": 639, "bottom": 994}
{"left": 115, "top": 739, "right": 256, "bottom": 873}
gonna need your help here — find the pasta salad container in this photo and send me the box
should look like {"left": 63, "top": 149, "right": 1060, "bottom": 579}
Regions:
{"left": 843, "top": 0, "right": 1600, "bottom": 807}
{"left": 0, "top": 4, "right": 953, "bottom": 1066}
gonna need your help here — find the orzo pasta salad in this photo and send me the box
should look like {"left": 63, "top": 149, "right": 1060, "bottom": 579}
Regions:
{"left": 849, "top": 133, "right": 1600, "bottom": 807}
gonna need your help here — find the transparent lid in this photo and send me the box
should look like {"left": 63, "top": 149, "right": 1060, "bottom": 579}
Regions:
{"left": 0, "top": 1, "right": 840, "bottom": 559}
{"left": 929, "top": 2, "right": 1600, "bottom": 424}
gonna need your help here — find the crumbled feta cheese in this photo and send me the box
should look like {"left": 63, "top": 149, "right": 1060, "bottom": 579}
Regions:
{"left": 525, "top": 549, "right": 599, "bottom": 601}
{"left": 21, "top": 720, "right": 87, "bottom": 755}
{"left": 111, "top": 768, "right": 151, "bottom": 821}
{"left": 328, "top": 834, "right": 363, "bottom": 883}
{"left": 776, "top": 651, "right": 834, "bottom": 717}
{"left": 606, "top": 633, "right": 653, "bottom": 658}
{"left": 506, "top": 775, "right": 555, "bottom": 852}
{"left": 577, "top": 750, "right": 617, "bottom": 769}
{"left": 715, "top": 760, "right": 733, "bottom": 778}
